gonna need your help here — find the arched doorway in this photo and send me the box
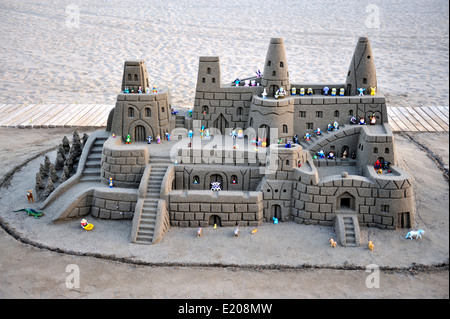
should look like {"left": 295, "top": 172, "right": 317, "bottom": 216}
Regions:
{"left": 134, "top": 125, "right": 146, "bottom": 142}
{"left": 209, "top": 174, "right": 224, "bottom": 190}
{"left": 209, "top": 215, "right": 221, "bottom": 227}
{"left": 258, "top": 125, "right": 270, "bottom": 146}
{"left": 269, "top": 85, "right": 279, "bottom": 97}
{"left": 214, "top": 114, "right": 228, "bottom": 135}
{"left": 271, "top": 204, "right": 282, "bottom": 220}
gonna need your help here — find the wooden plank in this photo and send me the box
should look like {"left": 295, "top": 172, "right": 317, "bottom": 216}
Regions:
{"left": 55, "top": 104, "right": 88, "bottom": 128}
{"left": 0, "top": 104, "right": 10, "bottom": 112}
{"left": 413, "top": 107, "right": 445, "bottom": 132}
{"left": 387, "top": 108, "right": 410, "bottom": 132}
{"left": 0, "top": 103, "right": 27, "bottom": 116}
{"left": 65, "top": 104, "right": 98, "bottom": 127}
{"left": 387, "top": 107, "right": 418, "bottom": 132}
{"left": 43, "top": 104, "right": 77, "bottom": 128}
{"left": 0, "top": 103, "right": 38, "bottom": 127}
{"left": 396, "top": 107, "right": 429, "bottom": 132}
{"left": 404, "top": 107, "right": 435, "bottom": 132}
{"left": 86, "top": 104, "right": 110, "bottom": 127}
{"left": 91, "top": 104, "right": 114, "bottom": 127}
{"left": 436, "top": 106, "right": 449, "bottom": 119}
{"left": 14, "top": 104, "right": 49, "bottom": 128}
{"left": 71, "top": 104, "right": 103, "bottom": 127}
{"left": 26, "top": 104, "right": 68, "bottom": 128}
{"left": 421, "top": 107, "right": 449, "bottom": 131}
{"left": 387, "top": 114, "right": 402, "bottom": 132}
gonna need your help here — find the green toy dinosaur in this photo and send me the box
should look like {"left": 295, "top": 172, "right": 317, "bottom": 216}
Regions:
{"left": 14, "top": 208, "right": 45, "bottom": 219}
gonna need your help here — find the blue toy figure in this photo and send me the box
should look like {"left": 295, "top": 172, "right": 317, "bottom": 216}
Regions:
{"left": 331, "top": 88, "right": 337, "bottom": 96}
{"left": 317, "top": 150, "right": 325, "bottom": 159}
{"left": 188, "top": 109, "right": 193, "bottom": 117}
{"left": 323, "top": 87, "right": 329, "bottom": 95}
{"left": 315, "top": 128, "right": 322, "bottom": 135}
{"left": 357, "top": 88, "right": 366, "bottom": 96}
{"left": 109, "top": 177, "right": 113, "bottom": 188}
{"left": 147, "top": 135, "right": 152, "bottom": 144}
{"left": 339, "top": 88, "right": 345, "bottom": 96}
{"left": 327, "top": 124, "right": 333, "bottom": 131}
{"left": 333, "top": 121, "right": 339, "bottom": 130}
{"left": 299, "top": 87, "right": 305, "bottom": 96}
{"left": 273, "top": 217, "right": 278, "bottom": 224}
{"left": 234, "top": 78, "right": 240, "bottom": 86}
{"left": 188, "top": 130, "right": 193, "bottom": 139}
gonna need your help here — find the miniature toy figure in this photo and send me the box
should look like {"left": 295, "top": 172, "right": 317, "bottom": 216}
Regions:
{"left": 145, "top": 87, "right": 150, "bottom": 93}
{"left": 188, "top": 109, "right": 193, "bottom": 117}
{"left": 234, "top": 78, "right": 240, "bottom": 86}
{"left": 350, "top": 116, "right": 357, "bottom": 125}
{"left": 251, "top": 80, "right": 256, "bottom": 86}
{"left": 188, "top": 130, "right": 193, "bottom": 139}
{"left": 273, "top": 217, "right": 278, "bottom": 224}
{"left": 237, "top": 130, "right": 244, "bottom": 139}
{"left": 257, "top": 137, "right": 262, "bottom": 146}
{"left": 275, "top": 87, "right": 286, "bottom": 99}
{"left": 405, "top": 229, "right": 424, "bottom": 240}
{"left": 112, "top": 133, "right": 116, "bottom": 138}
{"left": 125, "top": 134, "right": 131, "bottom": 144}
{"left": 193, "top": 176, "right": 199, "bottom": 184}
{"left": 370, "top": 87, "right": 376, "bottom": 95}
{"left": 262, "top": 88, "right": 268, "bottom": 99}
{"left": 211, "top": 181, "right": 221, "bottom": 191}
{"left": 255, "top": 69, "right": 262, "bottom": 78}
{"left": 351, "top": 152, "right": 356, "bottom": 159}
{"left": 293, "top": 134, "right": 299, "bottom": 144}
{"left": 317, "top": 150, "right": 325, "bottom": 159}
{"left": 14, "top": 208, "right": 44, "bottom": 219}
{"left": 204, "top": 129, "right": 211, "bottom": 139}
{"left": 357, "top": 88, "right": 365, "bottom": 96}
{"left": 374, "top": 159, "right": 382, "bottom": 169}
{"left": 307, "top": 88, "right": 313, "bottom": 95}
{"left": 233, "top": 143, "right": 239, "bottom": 149}
{"left": 304, "top": 132, "right": 311, "bottom": 141}
{"left": 278, "top": 138, "right": 283, "bottom": 144}
{"left": 327, "top": 124, "right": 333, "bottom": 131}
{"left": 333, "top": 121, "right": 339, "bottom": 130}
{"left": 377, "top": 168, "right": 383, "bottom": 174}
{"left": 291, "top": 87, "right": 296, "bottom": 95}
{"left": 251, "top": 137, "right": 257, "bottom": 145}
{"left": 315, "top": 128, "right": 322, "bottom": 135}
{"left": 26, "top": 189, "right": 34, "bottom": 203}
{"left": 329, "top": 238, "right": 337, "bottom": 248}
{"left": 234, "top": 225, "right": 239, "bottom": 237}
{"left": 299, "top": 87, "right": 305, "bottom": 96}
{"left": 342, "top": 150, "right": 348, "bottom": 159}
{"left": 138, "top": 86, "right": 142, "bottom": 94}
{"left": 232, "top": 177, "right": 237, "bottom": 184}
{"left": 230, "top": 130, "right": 236, "bottom": 138}
{"left": 382, "top": 161, "right": 391, "bottom": 170}
{"left": 285, "top": 139, "right": 292, "bottom": 148}
{"left": 359, "top": 117, "right": 366, "bottom": 125}
{"left": 165, "top": 132, "right": 171, "bottom": 141}
{"left": 323, "top": 87, "right": 329, "bottom": 95}
{"left": 81, "top": 219, "right": 94, "bottom": 231}
{"left": 197, "top": 227, "right": 202, "bottom": 237}
{"left": 251, "top": 228, "right": 258, "bottom": 234}
{"left": 368, "top": 241, "right": 374, "bottom": 251}
{"left": 109, "top": 177, "right": 113, "bottom": 188}
{"left": 171, "top": 108, "right": 178, "bottom": 115}
{"left": 147, "top": 135, "right": 152, "bottom": 144}
{"left": 370, "top": 114, "right": 376, "bottom": 125}
{"left": 331, "top": 88, "right": 337, "bottom": 96}
{"left": 339, "top": 88, "right": 345, "bottom": 96}
{"left": 124, "top": 86, "right": 130, "bottom": 93}
{"left": 156, "top": 135, "right": 161, "bottom": 144}
{"left": 152, "top": 86, "right": 157, "bottom": 93}
{"left": 328, "top": 151, "right": 335, "bottom": 159}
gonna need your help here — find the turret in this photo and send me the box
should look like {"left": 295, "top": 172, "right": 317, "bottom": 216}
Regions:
{"left": 345, "top": 37, "right": 377, "bottom": 96}
{"left": 196, "top": 56, "right": 221, "bottom": 91}
{"left": 121, "top": 60, "right": 150, "bottom": 93}
{"left": 261, "top": 38, "right": 290, "bottom": 97}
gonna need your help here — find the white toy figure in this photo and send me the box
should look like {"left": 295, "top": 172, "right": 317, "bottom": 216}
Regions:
{"left": 405, "top": 230, "right": 425, "bottom": 240}
{"left": 262, "top": 88, "right": 267, "bottom": 99}
{"left": 211, "top": 182, "right": 221, "bottom": 191}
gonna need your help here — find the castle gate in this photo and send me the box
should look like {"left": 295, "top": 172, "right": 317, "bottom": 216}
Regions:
{"left": 214, "top": 114, "right": 229, "bottom": 135}
{"left": 134, "top": 125, "right": 146, "bottom": 142}
{"left": 271, "top": 204, "right": 282, "bottom": 220}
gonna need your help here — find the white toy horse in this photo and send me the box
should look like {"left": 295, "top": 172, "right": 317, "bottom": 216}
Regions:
{"left": 405, "top": 229, "right": 424, "bottom": 240}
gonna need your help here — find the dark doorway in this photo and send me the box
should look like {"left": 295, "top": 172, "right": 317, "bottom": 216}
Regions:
{"left": 269, "top": 85, "right": 279, "bottom": 97}
{"left": 340, "top": 198, "right": 351, "bottom": 210}
{"left": 210, "top": 174, "right": 224, "bottom": 190}
{"left": 134, "top": 125, "right": 146, "bottom": 142}
{"left": 271, "top": 204, "right": 282, "bottom": 220}
{"left": 209, "top": 215, "right": 221, "bottom": 227}
{"left": 214, "top": 114, "right": 228, "bottom": 135}
{"left": 397, "top": 212, "right": 411, "bottom": 229}
{"left": 337, "top": 192, "right": 355, "bottom": 211}
{"left": 258, "top": 125, "right": 270, "bottom": 146}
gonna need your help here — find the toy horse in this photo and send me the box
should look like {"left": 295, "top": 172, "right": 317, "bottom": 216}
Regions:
{"left": 405, "top": 229, "right": 424, "bottom": 240}
{"left": 329, "top": 238, "right": 337, "bottom": 248}
{"left": 26, "top": 189, "right": 34, "bottom": 203}
{"left": 368, "top": 241, "right": 374, "bottom": 251}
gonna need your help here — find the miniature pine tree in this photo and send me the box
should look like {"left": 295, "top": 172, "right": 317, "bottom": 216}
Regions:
{"left": 82, "top": 133, "right": 89, "bottom": 149}
{"left": 44, "top": 177, "right": 54, "bottom": 198}
{"left": 35, "top": 172, "right": 45, "bottom": 191}
{"left": 71, "top": 130, "right": 82, "bottom": 159}
{"left": 65, "top": 153, "right": 74, "bottom": 173}
{"left": 39, "top": 163, "right": 48, "bottom": 179}
{"left": 49, "top": 163, "right": 58, "bottom": 183}
{"left": 44, "top": 155, "right": 51, "bottom": 172}
{"left": 59, "top": 165, "right": 70, "bottom": 183}
{"left": 54, "top": 151, "right": 65, "bottom": 171}
{"left": 62, "top": 136, "right": 71, "bottom": 153}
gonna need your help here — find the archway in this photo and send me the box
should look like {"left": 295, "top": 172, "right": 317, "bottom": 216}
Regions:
{"left": 213, "top": 114, "right": 228, "bottom": 136}
{"left": 209, "top": 215, "right": 221, "bottom": 227}
{"left": 258, "top": 124, "right": 270, "bottom": 146}
{"left": 271, "top": 204, "right": 282, "bottom": 220}
{"left": 269, "top": 85, "right": 279, "bottom": 97}
{"left": 134, "top": 125, "right": 146, "bottom": 142}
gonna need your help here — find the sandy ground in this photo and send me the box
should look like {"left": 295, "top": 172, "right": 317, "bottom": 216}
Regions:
{"left": 0, "top": 0, "right": 449, "bottom": 300}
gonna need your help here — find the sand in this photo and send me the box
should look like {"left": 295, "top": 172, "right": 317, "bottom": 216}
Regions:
{"left": 0, "top": 0, "right": 448, "bottom": 299}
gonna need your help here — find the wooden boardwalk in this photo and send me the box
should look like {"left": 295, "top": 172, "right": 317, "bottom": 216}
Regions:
{"left": 0, "top": 104, "right": 448, "bottom": 132}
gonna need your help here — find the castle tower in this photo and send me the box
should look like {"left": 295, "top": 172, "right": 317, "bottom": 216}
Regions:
{"left": 261, "top": 38, "right": 291, "bottom": 97}
{"left": 345, "top": 37, "right": 377, "bottom": 96}
{"left": 121, "top": 60, "right": 150, "bottom": 92}
{"left": 195, "top": 56, "right": 221, "bottom": 92}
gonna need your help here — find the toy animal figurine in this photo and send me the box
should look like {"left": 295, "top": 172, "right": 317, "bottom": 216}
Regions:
{"left": 339, "top": 88, "right": 345, "bottom": 96}
{"left": 14, "top": 208, "right": 44, "bottom": 219}
{"left": 109, "top": 177, "right": 114, "bottom": 188}
{"left": 405, "top": 229, "right": 425, "bottom": 240}
{"left": 197, "top": 227, "right": 202, "bottom": 237}
{"left": 368, "top": 241, "right": 374, "bottom": 251}
{"left": 370, "top": 87, "right": 376, "bottom": 95}
{"left": 26, "top": 189, "right": 34, "bottom": 203}
{"left": 329, "top": 238, "right": 337, "bottom": 248}
{"left": 357, "top": 88, "right": 366, "bottom": 96}
{"left": 251, "top": 228, "right": 258, "bottom": 234}
{"left": 81, "top": 219, "right": 94, "bottom": 231}
{"left": 125, "top": 134, "right": 131, "bottom": 144}
{"left": 234, "top": 225, "right": 239, "bottom": 237}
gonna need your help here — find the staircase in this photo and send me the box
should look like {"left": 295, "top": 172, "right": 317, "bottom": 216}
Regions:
{"left": 175, "top": 115, "right": 186, "bottom": 128}
{"left": 134, "top": 163, "right": 169, "bottom": 244}
{"left": 80, "top": 136, "right": 107, "bottom": 182}
{"left": 333, "top": 214, "right": 360, "bottom": 247}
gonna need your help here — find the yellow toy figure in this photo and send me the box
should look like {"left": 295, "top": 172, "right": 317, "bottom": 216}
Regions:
{"left": 251, "top": 228, "right": 258, "bottom": 234}
{"left": 370, "top": 87, "right": 376, "bottom": 95}
{"left": 329, "top": 238, "right": 337, "bottom": 248}
{"left": 81, "top": 219, "right": 94, "bottom": 231}
{"left": 368, "top": 241, "right": 374, "bottom": 251}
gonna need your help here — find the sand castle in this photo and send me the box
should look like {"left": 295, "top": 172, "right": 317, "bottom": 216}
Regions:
{"left": 40, "top": 37, "right": 415, "bottom": 247}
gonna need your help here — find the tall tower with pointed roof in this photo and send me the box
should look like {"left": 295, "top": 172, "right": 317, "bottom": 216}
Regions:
{"left": 345, "top": 37, "right": 377, "bottom": 96}
{"left": 261, "top": 38, "right": 291, "bottom": 97}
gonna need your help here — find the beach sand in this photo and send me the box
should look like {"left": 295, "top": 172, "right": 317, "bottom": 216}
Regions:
{"left": 0, "top": 1, "right": 448, "bottom": 299}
